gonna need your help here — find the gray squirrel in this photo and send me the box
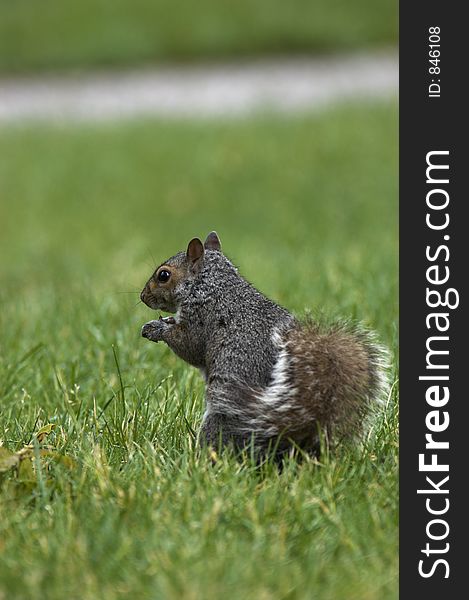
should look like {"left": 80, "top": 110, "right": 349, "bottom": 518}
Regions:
{"left": 140, "top": 232, "right": 387, "bottom": 456}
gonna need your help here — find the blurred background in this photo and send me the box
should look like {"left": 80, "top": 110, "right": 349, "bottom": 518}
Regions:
{"left": 0, "top": 0, "right": 397, "bottom": 313}
{"left": 0, "top": 2, "right": 398, "bottom": 598}
{"left": 0, "top": 0, "right": 398, "bottom": 403}
{"left": 0, "top": 0, "right": 397, "bottom": 72}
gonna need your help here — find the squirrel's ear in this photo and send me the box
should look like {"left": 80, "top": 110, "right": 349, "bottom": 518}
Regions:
{"left": 204, "top": 231, "right": 222, "bottom": 252}
{"left": 186, "top": 238, "right": 204, "bottom": 270}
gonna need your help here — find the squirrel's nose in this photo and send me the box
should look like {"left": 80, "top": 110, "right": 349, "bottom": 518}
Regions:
{"left": 140, "top": 290, "right": 145, "bottom": 302}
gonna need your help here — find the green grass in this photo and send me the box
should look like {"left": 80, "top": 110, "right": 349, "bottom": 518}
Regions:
{"left": 0, "top": 0, "right": 398, "bottom": 74}
{"left": 0, "top": 104, "right": 398, "bottom": 599}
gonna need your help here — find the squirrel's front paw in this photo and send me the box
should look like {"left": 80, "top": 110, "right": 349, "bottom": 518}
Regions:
{"left": 142, "top": 321, "right": 165, "bottom": 342}
{"left": 141, "top": 317, "right": 174, "bottom": 342}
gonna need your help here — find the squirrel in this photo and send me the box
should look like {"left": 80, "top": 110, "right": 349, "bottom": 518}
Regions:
{"left": 140, "top": 232, "right": 388, "bottom": 457}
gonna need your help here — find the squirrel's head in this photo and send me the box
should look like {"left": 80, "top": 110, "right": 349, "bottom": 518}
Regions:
{"left": 140, "top": 231, "right": 222, "bottom": 313}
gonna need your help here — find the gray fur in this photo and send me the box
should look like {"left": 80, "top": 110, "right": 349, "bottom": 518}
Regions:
{"left": 141, "top": 233, "right": 387, "bottom": 457}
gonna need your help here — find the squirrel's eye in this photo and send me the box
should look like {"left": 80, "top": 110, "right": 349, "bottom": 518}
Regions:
{"left": 157, "top": 269, "right": 171, "bottom": 283}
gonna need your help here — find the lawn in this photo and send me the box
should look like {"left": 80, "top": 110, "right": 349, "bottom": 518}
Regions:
{"left": 0, "top": 0, "right": 398, "bottom": 74}
{"left": 0, "top": 104, "right": 398, "bottom": 599}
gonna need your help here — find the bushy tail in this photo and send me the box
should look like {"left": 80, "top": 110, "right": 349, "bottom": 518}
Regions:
{"left": 207, "top": 319, "right": 389, "bottom": 452}
{"left": 283, "top": 320, "right": 389, "bottom": 442}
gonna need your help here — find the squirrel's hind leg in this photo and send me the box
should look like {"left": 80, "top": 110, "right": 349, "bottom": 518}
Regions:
{"left": 199, "top": 412, "right": 248, "bottom": 452}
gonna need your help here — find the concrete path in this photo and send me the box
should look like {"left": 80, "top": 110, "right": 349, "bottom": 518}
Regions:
{"left": 0, "top": 51, "right": 397, "bottom": 123}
